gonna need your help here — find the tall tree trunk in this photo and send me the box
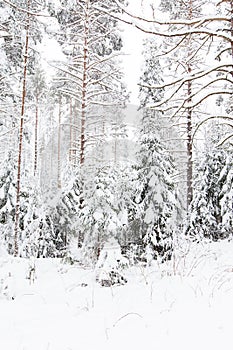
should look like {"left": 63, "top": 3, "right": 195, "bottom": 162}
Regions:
{"left": 69, "top": 98, "right": 73, "bottom": 163}
{"left": 231, "top": 1, "right": 233, "bottom": 64}
{"left": 114, "top": 135, "right": 117, "bottom": 163}
{"left": 34, "top": 92, "right": 39, "bottom": 176}
{"left": 50, "top": 112, "right": 54, "bottom": 181}
{"left": 187, "top": 72, "right": 193, "bottom": 208}
{"left": 57, "top": 95, "right": 61, "bottom": 189}
{"left": 186, "top": 0, "right": 193, "bottom": 209}
{"left": 14, "top": 0, "right": 31, "bottom": 257}
{"left": 80, "top": 0, "right": 89, "bottom": 165}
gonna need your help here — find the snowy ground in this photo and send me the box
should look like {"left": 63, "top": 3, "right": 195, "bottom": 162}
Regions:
{"left": 1, "top": 240, "right": 233, "bottom": 350}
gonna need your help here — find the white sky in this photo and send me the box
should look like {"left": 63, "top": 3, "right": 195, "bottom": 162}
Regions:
{"left": 121, "top": 0, "right": 159, "bottom": 105}
{"left": 121, "top": 22, "right": 144, "bottom": 105}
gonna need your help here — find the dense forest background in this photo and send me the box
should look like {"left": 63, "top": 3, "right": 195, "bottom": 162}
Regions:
{"left": 0, "top": 0, "right": 232, "bottom": 269}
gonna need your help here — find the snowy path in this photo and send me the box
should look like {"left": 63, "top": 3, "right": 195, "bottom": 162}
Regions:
{"left": 1, "top": 241, "right": 233, "bottom": 350}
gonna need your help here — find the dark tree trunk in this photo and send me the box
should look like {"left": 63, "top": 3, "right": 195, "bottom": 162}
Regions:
{"left": 80, "top": 0, "right": 89, "bottom": 165}
{"left": 69, "top": 98, "right": 73, "bottom": 163}
{"left": 34, "top": 93, "right": 39, "bottom": 176}
{"left": 187, "top": 75, "right": 193, "bottom": 208}
{"left": 57, "top": 95, "right": 61, "bottom": 189}
{"left": 231, "top": 1, "right": 233, "bottom": 65}
{"left": 186, "top": 0, "right": 193, "bottom": 209}
{"left": 14, "top": 0, "right": 31, "bottom": 257}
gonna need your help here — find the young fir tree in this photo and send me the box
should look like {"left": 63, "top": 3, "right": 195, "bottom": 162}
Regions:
{"left": 17, "top": 178, "right": 60, "bottom": 258}
{"left": 0, "top": 151, "right": 17, "bottom": 253}
{"left": 187, "top": 148, "right": 232, "bottom": 241}
{"left": 0, "top": 151, "right": 38, "bottom": 255}
{"left": 219, "top": 154, "right": 233, "bottom": 235}
{"left": 137, "top": 34, "right": 179, "bottom": 262}
{"left": 139, "top": 35, "right": 187, "bottom": 215}
{"left": 77, "top": 164, "right": 129, "bottom": 263}
{"left": 135, "top": 130, "right": 177, "bottom": 263}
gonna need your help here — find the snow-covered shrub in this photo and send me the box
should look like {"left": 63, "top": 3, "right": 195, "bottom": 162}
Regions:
{"left": 186, "top": 149, "right": 233, "bottom": 241}
{"left": 78, "top": 165, "right": 133, "bottom": 263}
{"left": 25, "top": 257, "right": 36, "bottom": 284}
{"left": 95, "top": 238, "right": 128, "bottom": 287}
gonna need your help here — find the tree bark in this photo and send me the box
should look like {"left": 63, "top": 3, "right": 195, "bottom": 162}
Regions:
{"left": 231, "top": 1, "right": 233, "bottom": 64}
{"left": 80, "top": 0, "right": 90, "bottom": 165}
{"left": 69, "top": 98, "right": 73, "bottom": 163}
{"left": 34, "top": 92, "right": 39, "bottom": 176}
{"left": 14, "top": 0, "right": 31, "bottom": 257}
{"left": 186, "top": 0, "right": 193, "bottom": 209}
{"left": 57, "top": 95, "right": 61, "bottom": 189}
{"left": 187, "top": 73, "right": 193, "bottom": 208}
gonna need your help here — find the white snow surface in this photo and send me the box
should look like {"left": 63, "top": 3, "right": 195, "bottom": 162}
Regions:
{"left": 1, "top": 240, "right": 233, "bottom": 349}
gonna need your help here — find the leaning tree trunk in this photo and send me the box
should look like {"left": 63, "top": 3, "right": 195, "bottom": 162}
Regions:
{"left": 14, "top": 0, "right": 31, "bottom": 257}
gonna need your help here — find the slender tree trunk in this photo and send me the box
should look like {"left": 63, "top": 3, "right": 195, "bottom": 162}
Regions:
{"left": 69, "top": 98, "right": 73, "bottom": 163}
{"left": 50, "top": 112, "right": 54, "bottom": 181}
{"left": 113, "top": 115, "right": 118, "bottom": 163}
{"left": 80, "top": 0, "right": 90, "bottom": 165}
{"left": 14, "top": 0, "right": 31, "bottom": 257}
{"left": 73, "top": 100, "right": 78, "bottom": 166}
{"left": 34, "top": 92, "right": 39, "bottom": 176}
{"left": 114, "top": 135, "right": 117, "bottom": 163}
{"left": 186, "top": 0, "right": 193, "bottom": 209}
{"left": 231, "top": 1, "right": 233, "bottom": 64}
{"left": 57, "top": 95, "right": 61, "bottom": 189}
{"left": 187, "top": 72, "right": 193, "bottom": 208}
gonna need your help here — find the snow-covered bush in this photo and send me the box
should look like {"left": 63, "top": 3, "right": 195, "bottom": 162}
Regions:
{"left": 187, "top": 149, "right": 233, "bottom": 241}
{"left": 95, "top": 238, "right": 128, "bottom": 287}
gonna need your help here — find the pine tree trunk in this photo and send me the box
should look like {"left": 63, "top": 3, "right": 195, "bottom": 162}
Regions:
{"left": 186, "top": 0, "right": 193, "bottom": 209}
{"left": 50, "top": 112, "right": 54, "bottom": 181}
{"left": 80, "top": 0, "right": 89, "bottom": 165}
{"left": 74, "top": 101, "right": 78, "bottom": 165}
{"left": 34, "top": 92, "right": 39, "bottom": 176}
{"left": 187, "top": 74, "right": 193, "bottom": 208}
{"left": 231, "top": 1, "right": 233, "bottom": 64}
{"left": 69, "top": 98, "right": 73, "bottom": 163}
{"left": 14, "top": 0, "right": 31, "bottom": 257}
{"left": 57, "top": 95, "right": 61, "bottom": 189}
{"left": 114, "top": 136, "right": 117, "bottom": 163}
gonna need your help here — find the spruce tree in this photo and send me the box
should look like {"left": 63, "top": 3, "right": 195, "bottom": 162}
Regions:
{"left": 0, "top": 151, "right": 17, "bottom": 253}
{"left": 187, "top": 148, "right": 232, "bottom": 241}
{"left": 135, "top": 131, "right": 177, "bottom": 262}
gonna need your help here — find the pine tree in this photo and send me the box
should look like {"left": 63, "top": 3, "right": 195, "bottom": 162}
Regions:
{"left": 159, "top": 0, "right": 206, "bottom": 208}
{"left": 54, "top": 0, "right": 127, "bottom": 166}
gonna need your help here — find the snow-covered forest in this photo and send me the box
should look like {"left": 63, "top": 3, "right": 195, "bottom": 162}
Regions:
{"left": 0, "top": 0, "right": 232, "bottom": 349}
